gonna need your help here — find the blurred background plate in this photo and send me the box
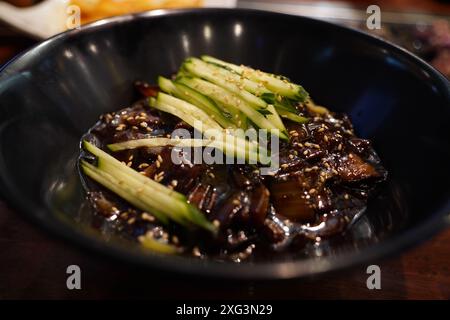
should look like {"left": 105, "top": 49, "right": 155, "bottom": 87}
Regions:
{"left": 0, "top": 0, "right": 237, "bottom": 39}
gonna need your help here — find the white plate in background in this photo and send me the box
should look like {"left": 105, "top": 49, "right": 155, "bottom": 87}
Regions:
{"left": 0, "top": 0, "right": 237, "bottom": 39}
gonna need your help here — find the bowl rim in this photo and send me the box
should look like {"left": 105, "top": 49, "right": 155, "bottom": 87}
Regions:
{"left": 0, "top": 8, "right": 449, "bottom": 280}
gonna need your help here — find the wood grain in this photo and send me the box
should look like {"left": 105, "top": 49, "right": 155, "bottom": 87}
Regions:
{"left": 0, "top": 199, "right": 449, "bottom": 299}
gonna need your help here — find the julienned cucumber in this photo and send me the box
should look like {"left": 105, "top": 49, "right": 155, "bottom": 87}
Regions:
{"left": 182, "top": 58, "right": 268, "bottom": 110}
{"left": 153, "top": 92, "right": 223, "bottom": 131}
{"left": 82, "top": 141, "right": 217, "bottom": 233}
{"left": 176, "top": 77, "right": 288, "bottom": 140}
{"left": 150, "top": 93, "right": 258, "bottom": 146}
{"left": 138, "top": 235, "right": 179, "bottom": 254}
{"left": 148, "top": 95, "right": 263, "bottom": 161}
{"left": 201, "top": 55, "right": 309, "bottom": 102}
{"left": 185, "top": 58, "right": 271, "bottom": 97}
{"left": 260, "top": 92, "right": 298, "bottom": 114}
{"left": 84, "top": 140, "right": 184, "bottom": 200}
{"left": 277, "top": 109, "right": 309, "bottom": 124}
{"left": 157, "top": 76, "right": 235, "bottom": 129}
{"left": 107, "top": 137, "right": 262, "bottom": 164}
{"left": 196, "top": 58, "right": 299, "bottom": 122}
{"left": 182, "top": 59, "right": 287, "bottom": 136}
{"left": 81, "top": 161, "right": 169, "bottom": 224}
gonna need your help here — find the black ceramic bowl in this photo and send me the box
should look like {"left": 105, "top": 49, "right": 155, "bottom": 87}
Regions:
{"left": 0, "top": 9, "right": 449, "bottom": 279}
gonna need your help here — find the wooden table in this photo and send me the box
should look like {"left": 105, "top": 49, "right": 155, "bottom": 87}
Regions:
{"left": 1, "top": 1, "right": 450, "bottom": 300}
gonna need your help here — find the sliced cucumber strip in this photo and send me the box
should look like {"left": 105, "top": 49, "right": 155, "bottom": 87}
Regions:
{"left": 201, "top": 55, "right": 309, "bottom": 102}
{"left": 154, "top": 92, "right": 223, "bottom": 131}
{"left": 183, "top": 58, "right": 287, "bottom": 136}
{"left": 277, "top": 109, "right": 309, "bottom": 124}
{"left": 82, "top": 142, "right": 217, "bottom": 233}
{"left": 107, "top": 138, "right": 261, "bottom": 163}
{"left": 158, "top": 76, "right": 235, "bottom": 129}
{"left": 81, "top": 161, "right": 170, "bottom": 225}
{"left": 138, "top": 235, "right": 179, "bottom": 254}
{"left": 176, "top": 77, "right": 288, "bottom": 140}
{"left": 84, "top": 140, "right": 183, "bottom": 201}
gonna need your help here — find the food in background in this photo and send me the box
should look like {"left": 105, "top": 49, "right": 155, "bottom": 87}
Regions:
{"left": 71, "top": 0, "right": 203, "bottom": 24}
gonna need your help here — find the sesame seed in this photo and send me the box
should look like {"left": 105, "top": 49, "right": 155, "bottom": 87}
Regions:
{"left": 324, "top": 135, "right": 329, "bottom": 142}
{"left": 309, "top": 188, "right": 317, "bottom": 194}
{"left": 138, "top": 163, "right": 149, "bottom": 169}
{"left": 170, "top": 180, "right": 178, "bottom": 187}
{"left": 140, "top": 122, "right": 148, "bottom": 128}
{"left": 192, "top": 247, "right": 201, "bottom": 257}
{"left": 344, "top": 194, "right": 350, "bottom": 199}
{"left": 157, "top": 155, "right": 163, "bottom": 163}
{"left": 115, "top": 124, "right": 126, "bottom": 131}
{"left": 156, "top": 160, "right": 160, "bottom": 168}
{"left": 126, "top": 161, "right": 132, "bottom": 167}
{"left": 213, "top": 220, "right": 220, "bottom": 228}
{"left": 141, "top": 212, "right": 155, "bottom": 222}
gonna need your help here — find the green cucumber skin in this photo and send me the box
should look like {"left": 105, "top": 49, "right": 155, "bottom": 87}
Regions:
{"left": 201, "top": 55, "right": 309, "bottom": 102}
{"left": 182, "top": 58, "right": 288, "bottom": 139}
{"left": 155, "top": 93, "right": 223, "bottom": 132}
{"left": 84, "top": 140, "right": 185, "bottom": 200}
{"left": 278, "top": 109, "right": 309, "bottom": 124}
{"left": 176, "top": 77, "right": 288, "bottom": 140}
{"left": 82, "top": 141, "right": 216, "bottom": 232}
{"left": 107, "top": 138, "right": 260, "bottom": 164}
{"left": 81, "top": 161, "right": 171, "bottom": 225}
{"left": 158, "top": 76, "right": 234, "bottom": 128}
{"left": 151, "top": 95, "right": 265, "bottom": 162}
{"left": 183, "top": 58, "right": 268, "bottom": 110}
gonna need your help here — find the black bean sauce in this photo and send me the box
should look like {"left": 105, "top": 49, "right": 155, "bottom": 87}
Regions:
{"left": 81, "top": 82, "right": 387, "bottom": 262}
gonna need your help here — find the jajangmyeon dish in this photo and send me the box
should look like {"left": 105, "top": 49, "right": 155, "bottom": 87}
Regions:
{"left": 80, "top": 56, "right": 387, "bottom": 261}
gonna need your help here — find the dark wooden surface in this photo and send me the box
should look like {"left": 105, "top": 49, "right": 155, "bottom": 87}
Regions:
{"left": 0, "top": 0, "right": 450, "bottom": 300}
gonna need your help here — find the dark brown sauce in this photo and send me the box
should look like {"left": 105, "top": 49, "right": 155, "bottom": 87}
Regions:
{"left": 80, "top": 83, "right": 387, "bottom": 262}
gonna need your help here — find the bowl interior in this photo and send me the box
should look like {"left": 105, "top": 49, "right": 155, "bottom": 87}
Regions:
{"left": 0, "top": 9, "right": 449, "bottom": 278}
